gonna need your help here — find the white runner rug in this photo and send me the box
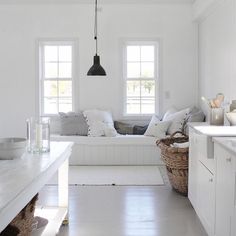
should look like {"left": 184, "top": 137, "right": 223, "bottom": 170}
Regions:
{"left": 47, "top": 166, "right": 164, "bottom": 186}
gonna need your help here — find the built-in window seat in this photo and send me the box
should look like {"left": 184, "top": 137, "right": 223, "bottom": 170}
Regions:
{"left": 50, "top": 134, "right": 161, "bottom": 166}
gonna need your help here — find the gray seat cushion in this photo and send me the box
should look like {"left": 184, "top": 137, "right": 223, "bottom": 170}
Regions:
{"left": 114, "top": 121, "right": 134, "bottom": 135}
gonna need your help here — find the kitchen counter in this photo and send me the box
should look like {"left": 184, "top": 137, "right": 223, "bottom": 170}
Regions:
{"left": 213, "top": 137, "right": 236, "bottom": 156}
{"left": 188, "top": 122, "right": 236, "bottom": 136}
{"left": 189, "top": 125, "right": 236, "bottom": 236}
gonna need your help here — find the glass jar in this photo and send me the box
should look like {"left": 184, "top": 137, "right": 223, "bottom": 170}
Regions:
{"left": 209, "top": 108, "right": 224, "bottom": 126}
{"left": 27, "top": 117, "right": 50, "bottom": 153}
{"left": 230, "top": 100, "right": 236, "bottom": 112}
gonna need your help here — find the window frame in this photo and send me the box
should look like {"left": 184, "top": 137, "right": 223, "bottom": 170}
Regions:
{"left": 38, "top": 40, "right": 76, "bottom": 117}
{"left": 122, "top": 40, "right": 159, "bottom": 117}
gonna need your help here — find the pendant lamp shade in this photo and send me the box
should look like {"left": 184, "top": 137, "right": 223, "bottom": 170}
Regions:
{"left": 87, "top": 0, "right": 106, "bottom": 76}
{"left": 87, "top": 54, "right": 106, "bottom": 76}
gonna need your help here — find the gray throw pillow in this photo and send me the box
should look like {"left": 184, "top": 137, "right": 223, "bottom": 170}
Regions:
{"left": 59, "top": 112, "right": 88, "bottom": 136}
{"left": 133, "top": 125, "right": 148, "bottom": 135}
{"left": 114, "top": 121, "right": 134, "bottom": 135}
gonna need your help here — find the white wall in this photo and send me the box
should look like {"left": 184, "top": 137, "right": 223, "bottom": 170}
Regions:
{"left": 193, "top": 0, "right": 220, "bottom": 20}
{"left": 198, "top": 0, "right": 236, "bottom": 113}
{"left": 0, "top": 3, "right": 197, "bottom": 137}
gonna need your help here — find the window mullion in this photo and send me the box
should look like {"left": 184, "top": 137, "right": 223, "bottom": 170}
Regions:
{"left": 139, "top": 46, "right": 142, "bottom": 114}
{"left": 43, "top": 77, "right": 72, "bottom": 81}
{"left": 41, "top": 46, "right": 45, "bottom": 116}
{"left": 57, "top": 46, "right": 60, "bottom": 114}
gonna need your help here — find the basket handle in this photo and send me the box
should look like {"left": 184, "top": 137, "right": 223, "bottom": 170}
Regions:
{"left": 156, "top": 139, "right": 162, "bottom": 146}
{"left": 170, "top": 131, "right": 188, "bottom": 139}
{"left": 156, "top": 131, "right": 188, "bottom": 146}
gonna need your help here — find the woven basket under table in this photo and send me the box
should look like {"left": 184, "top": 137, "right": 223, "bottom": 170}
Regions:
{"left": 156, "top": 131, "right": 189, "bottom": 196}
{"left": 0, "top": 194, "right": 38, "bottom": 236}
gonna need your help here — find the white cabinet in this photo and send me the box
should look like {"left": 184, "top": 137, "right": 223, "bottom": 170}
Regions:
{"left": 197, "top": 161, "right": 215, "bottom": 235}
{"left": 188, "top": 127, "right": 215, "bottom": 236}
{"left": 188, "top": 124, "right": 236, "bottom": 236}
{"left": 188, "top": 128, "right": 198, "bottom": 208}
{"left": 215, "top": 143, "right": 236, "bottom": 236}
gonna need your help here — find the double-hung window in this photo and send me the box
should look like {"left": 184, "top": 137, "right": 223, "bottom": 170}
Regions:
{"left": 39, "top": 41, "right": 75, "bottom": 116}
{"left": 124, "top": 41, "right": 158, "bottom": 115}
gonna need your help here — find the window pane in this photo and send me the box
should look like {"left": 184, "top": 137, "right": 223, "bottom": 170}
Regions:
{"left": 44, "top": 81, "right": 57, "bottom": 97}
{"left": 59, "top": 98, "right": 72, "bottom": 113}
{"left": 127, "top": 81, "right": 140, "bottom": 97}
{"left": 141, "top": 98, "right": 155, "bottom": 114}
{"left": 44, "top": 46, "right": 58, "bottom": 62}
{"left": 127, "top": 98, "right": 140, "bottom": 114}
{"left": 141, "top": 80, "right": 155, "bottom": 97}
{"left": 127, "top": 46, "right": 140, "bottom": 62}
{"left": 141, "top": 46, "right": 154, "bottom": 61}
{"left": 45, "top": 62, "right": 58, "bottom": 78}
{"left": 141, "top": 62, "right": 154, "bottom": 78}
{"left": 44, "top": 97, "right": 57, "bottom": 114}
{"left": 59, "top": 46, "right": 72, "bottom": 62}
{"left": 127, "top": 63, "right": 140, "bottom": 78}
{"left": 59, "top": 81, "right": 72, "bottom": 97}
{"left": 59, "top": 63, "right": 72, "bottom": 78}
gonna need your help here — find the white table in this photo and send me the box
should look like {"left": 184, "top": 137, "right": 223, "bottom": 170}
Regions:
{"left": 0, "top": 141, "right": 73, "bottom": 235}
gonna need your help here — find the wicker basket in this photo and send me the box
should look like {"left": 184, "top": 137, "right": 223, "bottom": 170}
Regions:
{"left": 156, "top": 131, "right": 189, "bottom": 196}
{"left": 0, "top": 194, "right": 38, "bottom": 236}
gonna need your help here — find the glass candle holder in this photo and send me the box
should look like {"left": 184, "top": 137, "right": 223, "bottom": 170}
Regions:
{"left": 209, "top": 108, "right": 224, "bottom": 126}
{"left": 27, "top": 117, "right": 50, "bottom": 153}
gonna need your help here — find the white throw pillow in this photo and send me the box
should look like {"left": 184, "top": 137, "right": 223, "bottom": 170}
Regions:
{"left": 163, "top": 108, "right": 190, "bottom": 134}
{"left": 162, "top": 107, "right": 178, "bottom": 120}
{"left": 104, "top": 125, "right": 117, "bottom": 137}
{"left": 83, "top": 109, "right": 116, "bottom": 137}
{"left": 144, "top": 115, "right": 171, "bottom": 138}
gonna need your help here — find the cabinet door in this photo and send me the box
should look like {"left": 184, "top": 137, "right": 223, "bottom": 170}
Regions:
{"left": 198, "top": 162, "right": 215, "bottom": 236}
{"left": 233, "top": 179, "right": 236, "bottom": 236}
{"left": 188, "top": 128, "right": 198, "bottom": 208}
{"left": 215, "top": 144, "right": 235, "bottom": 236}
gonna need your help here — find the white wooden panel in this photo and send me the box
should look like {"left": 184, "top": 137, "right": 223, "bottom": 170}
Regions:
{"left": 215, "top": 144, "right": 235, "bottom": 236}
{"left": 68, "top": 143, "right": 161, "bottom": 166}
{"left": 197, "top": 161, "right": 215, "bottom": 236}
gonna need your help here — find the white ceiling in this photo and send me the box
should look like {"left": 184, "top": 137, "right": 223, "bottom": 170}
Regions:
{"left": 0, "top": 0, "right": 195, "bottom": 4}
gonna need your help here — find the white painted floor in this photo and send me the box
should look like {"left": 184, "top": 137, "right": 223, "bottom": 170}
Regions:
{"left": 48, "top": 166, "right": 164, "bottom": 186}
{"left": 38, "top": 185, "right": 207, "bottom": 236}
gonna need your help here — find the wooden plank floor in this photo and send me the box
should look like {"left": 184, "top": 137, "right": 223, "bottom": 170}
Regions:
{"left": 38, "top": 185, "right": 207, "bottom": 236}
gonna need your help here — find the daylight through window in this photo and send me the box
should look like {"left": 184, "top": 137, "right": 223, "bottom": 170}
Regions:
{"left": 39, "top": 42, "right": 74, "bottom": 115}
{"left": 124, "top": 42, "right": 158, "bottom": 115}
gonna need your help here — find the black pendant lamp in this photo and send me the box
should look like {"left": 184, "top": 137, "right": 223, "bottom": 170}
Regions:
{"left": 87, "top": 0, "right": 106, "bottom": 76}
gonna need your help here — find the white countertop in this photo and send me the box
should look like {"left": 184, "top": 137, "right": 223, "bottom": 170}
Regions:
{"left": 0, "top": 141, "right": 73, "bottom": 233}
{"left": 213, "top": 137, "right": 236, "bottom": 156}
{"left": 189, "top": 122, "right": 236, "bottom": 136}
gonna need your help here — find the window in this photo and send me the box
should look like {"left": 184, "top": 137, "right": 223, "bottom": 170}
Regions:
{"left": 39, "top": 41, "right": 75, "bottom": 115}
{"left": 124, "top": 41, "right": 158, "bottom": 115}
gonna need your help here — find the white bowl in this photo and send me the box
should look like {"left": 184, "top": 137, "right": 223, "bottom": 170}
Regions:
{"left": 0, "top": 138, "right": 27, "bottom": 160}
{"left": 226, "top": 112, "right": 236, "bottom": 126}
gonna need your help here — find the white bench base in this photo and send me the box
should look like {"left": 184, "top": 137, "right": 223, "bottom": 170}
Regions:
{"left": 51, "top": 135, "right": 162, "bottom": 166}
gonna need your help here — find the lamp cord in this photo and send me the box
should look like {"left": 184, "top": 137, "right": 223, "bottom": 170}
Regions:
{"left": 94, "top": 0, "right": 98, "bottom": 55}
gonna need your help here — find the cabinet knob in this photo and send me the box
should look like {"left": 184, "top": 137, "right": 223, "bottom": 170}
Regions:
{"left": 209, "top": 178, "right": 213, "bottom": 182}
{"left": 226, "top": 158, "right": 232, "bottom": 162}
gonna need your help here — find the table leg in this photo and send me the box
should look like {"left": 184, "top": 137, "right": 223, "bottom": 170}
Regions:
{"left": 58, "top": 158, "right": 69, "bottom": 225}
